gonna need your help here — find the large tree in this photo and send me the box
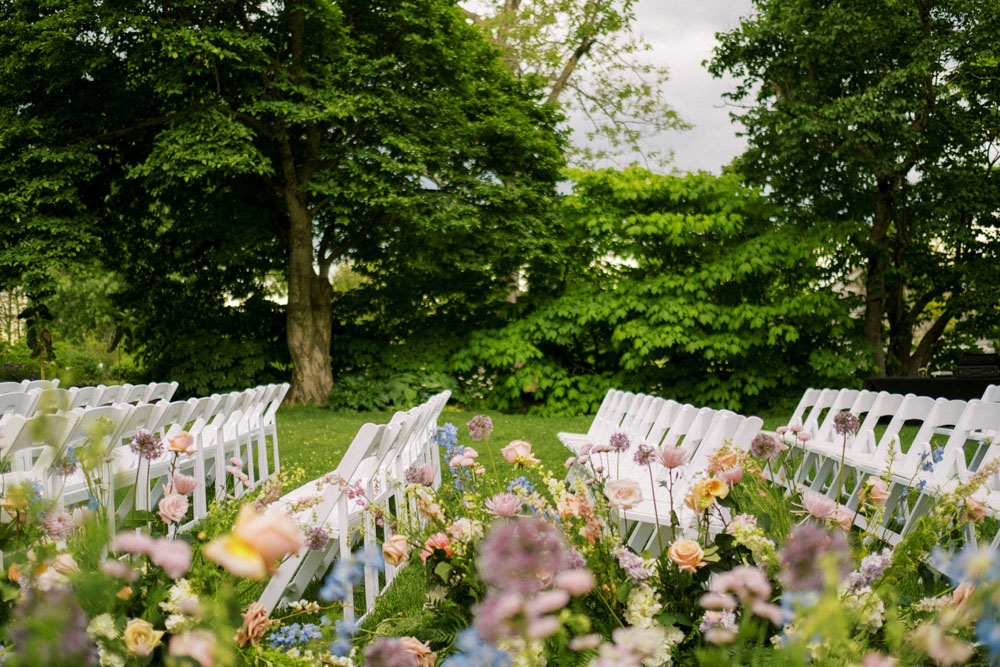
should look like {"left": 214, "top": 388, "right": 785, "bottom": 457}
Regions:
{"left": 462, "top": 0, "right": 689, "bottom": 165}
{"left": 1, "top": 0, "right": 565, "bottom": 402}
{"left": 711, "top": 0, "right": 1000, "bottom": 375}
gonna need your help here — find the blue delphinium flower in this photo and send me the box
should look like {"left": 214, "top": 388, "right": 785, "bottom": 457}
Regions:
{"left": 977, "top": 615, "right": 1000, "bottom": 662}
{"left": 268, "top": 622, "right": 323, "bottom": 649}
{"left": 931, "top": 544, "right": 1000, "bottom": 586}
{"left": 319, "top": 549, "right": 384, "bottom": 657}
{"left": 507, "top": 476, "right": 534, "bottom": 494}
{"left": 440, "top": 628, "right": 511, "bottom": 667}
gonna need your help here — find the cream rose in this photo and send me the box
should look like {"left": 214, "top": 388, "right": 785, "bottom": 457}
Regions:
{"left": 605, "top": 480, "right": 642, "bottom": 510}
{"left": 382, "top": 534, "right": 410, "bottom": 567}
{"left": 158, "top": 493, "right": 190, "bottom": 524}
{"left": 667, "top": 539, "right": 706, "bottom": 573}
{"left": 123, "top": 618, "right": 164, "bottom": 657}
{"left": 399, "top": 636, "right": 437, "bottom": 667}
{"left": 862, "top": 476, "right": 891, "bottom": 507}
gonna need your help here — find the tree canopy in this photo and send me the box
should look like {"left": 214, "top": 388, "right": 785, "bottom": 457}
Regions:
{"left": 711, "top": 0, "right": 1000, "bottom": 375}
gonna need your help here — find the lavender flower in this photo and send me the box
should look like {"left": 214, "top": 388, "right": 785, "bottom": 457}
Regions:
{"left": 129, "top": 429, "right": 164, "bottom": 461}
{"left": 780, "top": 523, "right": 850, "bottom": 592}
{"left": 609, "top": 432, "right": 631, "bottom": 453}
{"left": 612, "top": 544, "right": 652, "bottom": 583}
{"left": 404, "top": 463, "right": 434, "bottom": 486}
{"left": 633, "top": 444, "right": 655, "bottom": 466}
{"left": 52, "top": 452, "right": 79, "bottom": 477}
{"left": 848, "top": 548, "right": 893, "bottom": 590}
{"left": 363, "top": 638, "right": 420, "bottom": 667}
{"left": 699, "top": 609, "right": 738, "bottom": 634}
{"left": 479, "top": 519, "right": 566, "bottom": 594}
{"left": 833, "top": 411, "right": 860, "bottom": 436}
{"left": 467, "top": 415, "right": 494, "bottom": 442}
{"left": 304, "top": 525, "right": 330, "bottom": 551}
{"left": 750, "top": 434, "right": 785, "bottom": 461}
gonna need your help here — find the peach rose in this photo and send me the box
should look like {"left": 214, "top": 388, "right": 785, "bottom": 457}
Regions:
{"left": 382, "top": 534, "right": 410, "bottom": 567}
{"left": 708, "top": 447, "right": 740, "bottom": 473}
{"left": 861, "top": 476, "right": 890, "bottom": 507}
{"left": 169, "top": 432, "right": 196, "bottom": 455}
{"left": 501, "top": 440, "right": 540, "bottom": 466}
{"left": 234, "top": 602, "right": 271, "bottom": 647}
{"left": 557, "top": 493, "right": 582, "bottom": 519}
{"left": 964, "top": 498, "right": 987, "bottom": 523}
{"left": 117, "top": 586, "right": 134, "bottom": 600}
{"left": 123, "top": 618, "right": 164, "bottom": 657}
{"left": 831, "top": 504, "right": 854, "bottom": 532}
{"left": 605, "top": 480, "right": 642, "bottom": 510}
{"left": 951, "top": 582, "right": 975, "bottom": 609}
{"left": 668, "top": 539, "right": 706, "bottom": 573}
{"left": 158, "top": 493, "right": 189, "bottom": 524}
{"left": 399, "top": 636, "right": 437, "bottom": 667}
{"left": 203, "top": 506, "right": 304, "bottom": 579}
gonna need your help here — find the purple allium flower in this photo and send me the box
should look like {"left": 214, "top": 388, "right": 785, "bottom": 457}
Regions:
{"left": 564, "top": 548, "right": 586, "bottom": 570}
{"left": 52, "top": 455, "right": 78, "bottom": 477}
{"left": 10, "top": 588, "right": 97, "bottom": 665}
{"left": 467, "top": 415, "right": 494, "bottom": 442}
{"left": 833, "top": 411, "right": 860, "bottom": 436}
{"left": 363, "top": 638, "right": 420, "bottom": 667}
{"left": 43, "top": 507, "right": 75, "bottom": 540}
{"left": 612, "top": 544, "right": 652, "bottom": 583}
{"left": 750, "top": 433, "right": 786, "bottom": 461}
{"left": 609, "top": 432, "right": 631, "bottom": 453}
{"left": 404, "top": 463, "right": 435, "bottom": 486}
{"left": 129, "top": 429, "right": 164, "bottom": 461}
{"left": 479, "top": 519, "right": 566, "bottom": 594}
{"left": 304, "top": 525, "right": 330, "bottom": 551}
{"left": 474, "top": 591, "right": 524, "bottom": 643}
{"left": 633, "top": 444, "right": 655, "bottom": 466}
{"left": 780, "top": 523, "right": 850, "bottom": 592}
{"left": 848, "top": 548, "right": 893, "bottom": 590}
{"left": 699, "top": 609, "right": 738, "bottom": 634}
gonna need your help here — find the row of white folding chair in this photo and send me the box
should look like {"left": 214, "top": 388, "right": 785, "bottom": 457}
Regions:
{"left": 258, "top": 390, "right": 450, "bottom": 616}
{"left": 983, "top": 384, "right": 1000, "bottom": 403}
{"left": 0, "top": 382, "right": 180, "bottom": 421}
{"left": 557, "top": 389, "right": 651, "bottom": 453}
{"left": 0, "top": 379, "right": 59, "bottom": 395}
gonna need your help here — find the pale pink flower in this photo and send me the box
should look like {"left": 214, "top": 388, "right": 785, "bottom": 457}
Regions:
{"left": 699, "top": 592, "right": 737, "bottom": 610}
{"left": 605, "top": 480, "right": 642, "bottom": 510}
{"left": 100, "top": 559, "right": 138, "bottom": 581}
{"left": 158, "top": 493, "right": 189, "bottom": 524}
{"left": 449, "top": 454, "right": 476, "bottom": 468}
{"left": 501, "top": 440, "right": 540, "bottom": 466}
{"left": 229, "top": 457, "right": 243, "bottom": 468}
{"left": 556, "top": 493, "right": 582, "bottom": 519}
{"left": 382, "top": 534, "right": 410, "bottom": 566}
{"left": 718, "top": 464, "right": 744, "bottom": 485}
{"left": 797, "top": 432, "right": 812, "bottom": 442}
{"left": 964, "top": 498, "right": 987, "bottom": 523}
{"left": 776, "top": 426, "right": 789, "bottom": 435}
{"left": 831, "top": 504, "right": 853, "bottom": 532}
{"left": 554, "top": 569, "right": 595, "bottom": 596}
{"left": 726, "top": 513, "right": 758, "bottom": 536}
{"left": 111, "top": 532, "right": 156, "bottom": 556}
{"left": 861, "top": 652, "right": 899, "bottom": 667}
{"left": 170, "top": 629, "right": 216, "bottom": 667}
{"left": 526, "top": 615, "right": 561, "bottom": 640}
{"left": 203, "top": 506, "right": 304, "bottom": 579}
{"left": 657, "top": 445, "right": 688, "bottom": 469}
{"left": 860, "top": 476, "right": 890, "bottom": 507}
{"left": 528, "top": 590, "right": 570, "bottom": 616}
{"left": 398, "top": 637, "right": 436, "bottom": 667}
{"left": 578, "top": 444, "right": 593, "bottom": 456}
{"left": 43, "top": 507, "right": 75, "bottom": 540}
{"left": 564, "top": 456, "right": 577, "bottom": 469}
{"left": 485, "top": 493, "right": 522, "bottom": 517}
{"left": 170, "top": 473, "right": 199, "bottom": 496}
{"left": 711, "top": 566, "right": 772, "bottom": 601}
{"left": 149, "top": 538, "right": 193, "bottom": 580}
{"left": 752, "top": 600, "right": 784, "bottom": 625}
{"left": 591, "top": 444, "right": 612, "bottom": 454}
{"left": 789, "top": 425, "right": 803, "bottom": 434}
{"left": 799, "top": 490, "right": 836, "bottom": 520}
{"left": 569, "top": 634, "right": 602, "bottom": 651}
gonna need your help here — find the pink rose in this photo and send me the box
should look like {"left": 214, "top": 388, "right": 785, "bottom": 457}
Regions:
{"left": 554, "top": 568, "right": 595, "bottom": 596}
{"left": 149, "top": 538, "right": 193, "bottom": 580}
{"left": 382, "top": 534, "right": 410, "bottom": 567}
{"left": 234, "top": 602, "right": 271, "bottom": 647}
{"left": 964, "top": 498, "right": 987, "bottom": 523}
{"left": 158, "top": 493, "right": 190, "bottom": 524}
{"left": 420, "top": 533, "right": 454, "bottom": 563}
{"left": 657, "top": 445, "right": 689, "bottom": 469}
{"left": 831, "top": 504, "right": 853, "bottom": 531}
{"left": 605, "top": 480, "right": 642, "bottom": 510}
{"left": 501, "top": 440, "right": 540, "bottom": 466}
{"left": 861, "top": 652, "right": 899, "bottom": 667}
{"left": 557, "top": 493, "right": 582, "bottom": 519}
{"left": 398, "top": 636, "right": 436, "bottom": 667}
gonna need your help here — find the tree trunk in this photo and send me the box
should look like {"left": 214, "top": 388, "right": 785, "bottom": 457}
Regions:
{"left": 862, "top": 180, "right": 893, "bottom": 376}
{"left": 284, "top": 191, "right": 333, "bottom": 404}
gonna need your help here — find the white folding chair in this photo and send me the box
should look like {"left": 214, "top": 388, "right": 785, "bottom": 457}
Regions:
{"left": 0, "top": 382, "right": 24, "bottom": 395}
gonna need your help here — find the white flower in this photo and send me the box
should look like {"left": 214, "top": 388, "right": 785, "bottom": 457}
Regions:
{"left": 160, "top": 578, "right": 201, "bottom": 617}
{"left": 98, "top": 645, "right": 125, "bottom": 667}
{"left": 86, "top": 613, "right": 117, "bottom": 641}
{"left": 164, "top": 613, "right": 192, "bottom": 632}
{"left": 625, "top": 584, "right": 663, "bottom": 628}
{"left": 644, "top": 624, "right": 685, "bottom": 667}
{"left": 841, "top": 586, "right": 885, "bottom": 631}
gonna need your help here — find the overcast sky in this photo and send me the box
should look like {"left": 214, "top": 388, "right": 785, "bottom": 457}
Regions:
{"left": 575, "top": 0, "right": 756, "bottom": 174}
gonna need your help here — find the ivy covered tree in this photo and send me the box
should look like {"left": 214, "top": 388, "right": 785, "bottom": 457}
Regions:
{"left": 711, "top": 0, "right": 1000, "bottom": 375}
{"left": 0, "top": 0, "right": 565, "bottom": 402}
{"left": 451, "top": 168, "right": 858, "bottom": 414}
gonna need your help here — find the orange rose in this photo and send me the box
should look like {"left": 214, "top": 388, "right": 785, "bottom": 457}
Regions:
{"left": 557, "top": 493, "right": 582, "bottom": 519}
{"left": 708, "top": 447, "right": 740, "bottom": 473}
{"left": 668, "top": 539, "right": 706, "bottom": 573}
{"left": 168, "top": 432, "right": 196, "bottom": 455}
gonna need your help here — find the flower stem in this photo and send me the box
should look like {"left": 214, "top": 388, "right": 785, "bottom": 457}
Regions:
{"left": 647, "top": 464, "right": 664, "bottom": 554}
